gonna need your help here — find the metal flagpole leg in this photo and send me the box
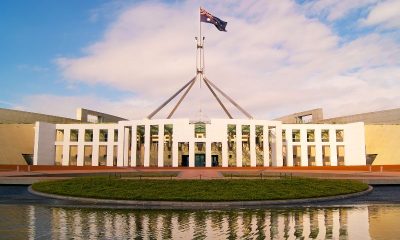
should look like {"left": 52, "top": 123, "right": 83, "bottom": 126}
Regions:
{"left": 147, "top": 76, "right": 196, "bottom": 119}
{"left": 204, "top": 77, "right": 253, "bottom": 119}
{"left": 203, "top": 77, "right": 233, "bottom": 119}
{"left": 167, "top": 77, "right": 197, "bottom": 119}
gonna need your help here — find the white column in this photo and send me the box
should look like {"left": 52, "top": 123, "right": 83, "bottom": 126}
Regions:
{"left": 250, "top": 124, "right": 256, "bottom": 167}
{"left": 330, "top": 128, "right": 338, "bottom": 166}
{"left": 116, "top": 125, "right": 124, "bottom": 167}
{"left": 144, "top": 124, "right": 150, "bottom": 167}
{"left": 331, "top": 144, "right": 338, "bottom": 166}
{"left": 131, "top": 125, "right": 137, "bottom": 167}
{"left": 77, "top": 128, "right": 84, "bottom": 166}
{"left": 158, "top": 124, "right": 164, "bottom": 167}
{"left": 206, "top": 142, "right": 211, "bottom": 167}
{"left": 189, "top": 141, "right": 195, "bottom": 167}
{"left": 106, "top": 129, "right": 113, "bottom": 166}
{"left": 274, "top": 125, "right": 283, "bottom": 167}
{"left": 62, "top": 128, "right": 70, "bottom": 166}
{"left": 236, "top": 125, "right": 242, "bottom": 167}
{"left": 123, "top": 127, "right": 130, "bottom": 166}
{"left": 106, "top": 146, "right": 113, "bottom": 166}
{"left": 108, "top": 128, "right": 115, "bottom": 166}
{"left": 300, "top": 128, "right": 308, "bottom": 166}
{"left": 222, "top": 140, "right": 228, "bottom": 167}
{"left": 315, "top": 128, "right": 323, "bottom": 166}
{"left": 92, "top": 128, "right": 99, "bottom": 166}
{"left": 172, "top": 141, "right": 178, "bottom": 167}
{"left": 263, "top": 125, "right": 269, "bottom": 167}
{"left": 286, "top": 128, "right": 293, "bottom": 167}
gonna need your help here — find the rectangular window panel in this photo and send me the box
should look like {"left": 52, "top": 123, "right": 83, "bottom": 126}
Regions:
{"left": 70, "top": 129, "right": 79, "bottom": 142}
{"left": 227, "top": 124, "right": 236, "bottom": 167}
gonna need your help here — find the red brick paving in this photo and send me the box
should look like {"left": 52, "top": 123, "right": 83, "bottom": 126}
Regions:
{"left": 2, "top": 165, "right": 400, "bottom": 181}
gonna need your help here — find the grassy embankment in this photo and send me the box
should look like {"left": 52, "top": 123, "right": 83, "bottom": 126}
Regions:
{"left": 32, "top": 177, "right": 368, "bottom": 202}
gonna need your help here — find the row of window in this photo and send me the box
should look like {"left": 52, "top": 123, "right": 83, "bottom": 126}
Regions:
{"left": 283, "top": 129, "right": 344, "bottom": 142}
{"left": 56, "top": 127, "right": 344, "bottom": 143}
{"left": 56, "top": 129, "right": 118, "bottom": 142}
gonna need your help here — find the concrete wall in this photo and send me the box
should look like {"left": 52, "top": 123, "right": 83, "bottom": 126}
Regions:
{"left": 365, "top": 124, "right": 400, "bottom": 165}
{"left": 0, "top": 108, "right": 80, "bottom": 124}
{"left": 0, "top": 124, "right": 34, "bottom": 165}
{"left": 33, "top": 122, "right": 56, "bottom": 165}
{"left": 319, "top": 108, "right": 400, "bottom": 124}
{"left": 275, "top": 108, "right": 323, "bottom": 124}
{"left": 76, "top": 108, "right": 126, "bottom": 123}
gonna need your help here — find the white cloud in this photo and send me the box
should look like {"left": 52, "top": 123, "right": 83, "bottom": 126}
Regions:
{"left": 46, "top": 0, "right": 400, "bottom": 120}
{"left": 302, "top": 0, "right": 378, "bottom": 21}
{"left": 361, "top": 0, "right": 400, "bottom": 29}
{"left": 16, "top": 94, "right": 153, "bottom": 120}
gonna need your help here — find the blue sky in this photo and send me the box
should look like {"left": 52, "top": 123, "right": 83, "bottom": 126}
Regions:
{"left": 1, "top": 0, "right": 399, "bottom": 120}
{"left": 0, "top": 0, "right": 129, "bottom": 106}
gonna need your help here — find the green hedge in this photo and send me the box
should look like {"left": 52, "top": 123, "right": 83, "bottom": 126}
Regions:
{"left": 32, "top": 177, "right": 368, "bottom": 202}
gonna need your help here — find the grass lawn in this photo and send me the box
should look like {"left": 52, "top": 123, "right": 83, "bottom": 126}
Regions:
{"left": 32, "top": 177, "right": 369, "bottom": 202}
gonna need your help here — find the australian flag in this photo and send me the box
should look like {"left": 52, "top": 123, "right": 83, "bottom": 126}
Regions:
{"left": 200, "top": 7, "right": 227, "bottom": 32}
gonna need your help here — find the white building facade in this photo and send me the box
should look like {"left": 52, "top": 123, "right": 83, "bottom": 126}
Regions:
{"left": 33, "top": 119, "right": 366, "bottom": 167}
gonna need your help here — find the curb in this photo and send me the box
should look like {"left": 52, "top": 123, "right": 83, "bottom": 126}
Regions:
{"left": 28, "top": 185, "right": 373, "bottom": 209}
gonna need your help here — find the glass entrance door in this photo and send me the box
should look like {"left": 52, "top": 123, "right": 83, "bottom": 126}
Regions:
{"left": 195, "top": 154, "right": 205, "bottom": 167}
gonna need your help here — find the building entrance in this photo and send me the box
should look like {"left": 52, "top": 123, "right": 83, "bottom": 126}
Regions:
{"left": 181, "top": 155, "right": 189, "bottom": 167}
{"left": 195, "top": 154, "right": 205, "bottom": 167}
{"left": 211, "top": 155, "right": 219, "bottom": 167}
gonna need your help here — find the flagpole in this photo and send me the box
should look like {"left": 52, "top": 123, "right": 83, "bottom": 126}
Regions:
{"left": 199, "top": 6, "right": 202, "bottom": 89}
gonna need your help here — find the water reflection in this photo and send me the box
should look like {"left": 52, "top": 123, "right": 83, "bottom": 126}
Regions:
{"left": 2, "top": 205, "right": 400, "bottom": 239}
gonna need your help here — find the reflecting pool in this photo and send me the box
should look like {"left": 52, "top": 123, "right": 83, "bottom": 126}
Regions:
{"left": 1, "top": 204, "right": 400, "bottom": 239}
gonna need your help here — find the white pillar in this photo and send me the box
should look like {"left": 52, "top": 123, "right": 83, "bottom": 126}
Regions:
{"left": 286, "top": 128, "right": 293, "bottom": 167}
{"left": 106, "top": 143, "right": 113, "bottom": 166}
{"left": 124, "top": 126, "right": 132, "bottom": 167}
{"left": 206, "top": 142, "right": 211, "bottom": 167}
{"left": 172, "top": 141, "right": 178, "bottom": 167}
{"left": 222, "top": 140, "right": 228, "bottom": 167}
{"left": 92, "top": 128, "right": 99, "bottom": 166}
{"left": 131, "top": 125, "right": 137, "bottom": 167}
{"left": 236, "top": 125, "right": 242, "bottom": 167}
{"left": 122, "top": 127, "right": 130, "bottom": 166}
{"left": 300, "top": 128, "right": 308, "bottom": 166}
{"left": 144, "top": 125, "right": 150, "bottom": 167}
{"left": 250, "top": 124, "right": 256, "bottom": 167}
{"left": 330, "top": 129, "right": 338, "bottom": 166}
{"left": 315, "top": 128, "right": 323, "bottom": 166}
{"left": 158, "top": 124, "right": 164, "bottom": 167}
{"left": 331, "top": 144, "right": 338, "bottom": 166}
{"left": 263, "top": 125, "right": 270, "bottom": 167}
{"left": 274, "top": 125, "right": 283, "bottom": 167}
{"left": 62, "top": 128, "right": 70, "bottom": 166}
{"left": 189, "top": 141, "right": 195, "bottom": 167}
{"left": 77, "top": 128, "right": 84, "bottom": 166}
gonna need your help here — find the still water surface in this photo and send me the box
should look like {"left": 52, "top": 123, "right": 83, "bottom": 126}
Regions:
{"left": 1, "top": 204, "right": 400, "bottom": 239}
